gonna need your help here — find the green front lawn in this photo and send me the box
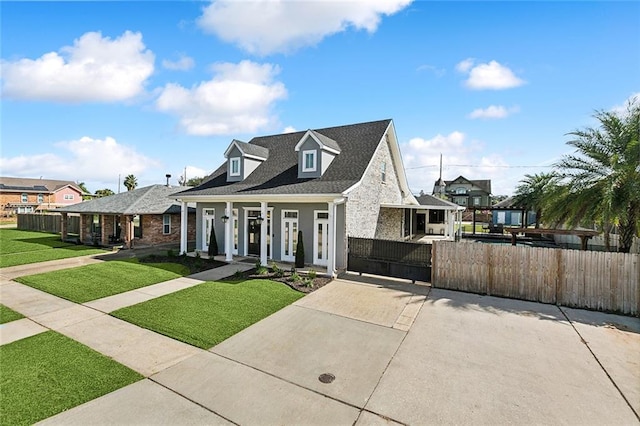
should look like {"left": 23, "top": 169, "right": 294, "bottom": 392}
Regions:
{"left": 15, "top": 259, "right": 190, "bottom": 303}
{"left": 0, "top": 229, "right": 106, "bottom": 268}
{"left": 0, "top": 331, "right": 142, "bottom": 426}
{"left": 112, "top": 279, "right": 304, "bottom": 349}
{"left": 0, "top": 304, "right": 24, "bottom": 324}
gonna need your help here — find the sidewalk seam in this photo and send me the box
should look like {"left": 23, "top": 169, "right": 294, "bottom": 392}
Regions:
{"left": 558, "top": 306, "right": 640, "bottom": 422}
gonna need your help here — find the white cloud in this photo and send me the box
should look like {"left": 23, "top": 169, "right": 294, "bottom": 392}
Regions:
{"left": 197, "top": 0, "right": 412, "bottom": 55}
{"left": 0, "top": 137, "right": 160, "bottom": 186}
{"left": 156, "top": 60, "right": 287, "bottom": 136}
{"left": 417, "top": 64, "right": 445, "bottom": 77}
{"left": 611, "top": 92, "right": 639, "bottom": 115}
{"left": 458, "top": 59, "right": 525, "bottom": 90}
{"left": 468, "top": 105, "right": 520, "bottom": 119}
{"left": 455, "top": 58, "right": 474, "bottom": 73}
{"left": 1, "top": 31, "right": 154, "bottom": 102}
{"left": 162, "top": 54, "right": 195, "bottom": 71}
{"left": 400, "top": 131, "right": 512, "bottom": 195}
{"left": 283, "top": 125, "right": 297, "bottom": 133}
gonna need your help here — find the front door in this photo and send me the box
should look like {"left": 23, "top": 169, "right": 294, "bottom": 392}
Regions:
{"left": 417, "top": 213, "right": 426, "bottom": 233}
{"left": 232, "top": 209, "right": 239, "bottom": 255}
{"left": 202, "top": 209, "right": 215, "bottom": 251}
{"left": 281, "top": 210, "right": 298, "bottom": 262}
{"left": 247, "top": 217, "right": 260, "bottom": 255}
{"left": 314, "top": 211, "right": 329, "bottom": 266}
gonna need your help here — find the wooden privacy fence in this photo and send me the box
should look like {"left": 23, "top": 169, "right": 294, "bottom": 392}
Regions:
{"left": 432, "top": 241, "right": 639, "bottom": 316}
{"left": 17, "top": 213, "right": 79, "bottom": 235}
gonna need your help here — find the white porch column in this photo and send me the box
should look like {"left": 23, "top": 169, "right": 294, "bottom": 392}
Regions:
{"left": 260, "top": 201, "right": 267, "bottom": 266}
{"left": 409, "top": 209, "right": 413, "bottom": 240}
{"left": 445, "top": 210, "right": 450, "bottom": 238}
{"left": 180, "top": 201, "right": 188, "bottom": 254}
{"left": 225, "top": 201, "right": 233, "bottom": 262}
{"left": 327, "top": 201, "right": 335, "bottom": 277}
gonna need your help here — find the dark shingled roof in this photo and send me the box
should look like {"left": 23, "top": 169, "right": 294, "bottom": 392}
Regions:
{"left": 57, "top": 185, "right": 192, "bottom": 215}
{"left": 443, "top": 176, "right": 492, "bottom": 194}
{"left": 176, "top": 119, "right": 391, "bottom": 197}
{"left": 232, "top": 140, "right": 269, "bottom": 159}
{"left": 416, "top": 194, "right": 460, "bottom": 209}
{"left": 0, "top": 177, "right": 84, "bottom": 194}
{"left": 309, "top": 130, "right": 341, "bottom": 152}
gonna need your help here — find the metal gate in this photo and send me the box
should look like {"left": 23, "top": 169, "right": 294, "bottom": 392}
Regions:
{"left": 347, "top": 237, "right": 432, "bottom": 282}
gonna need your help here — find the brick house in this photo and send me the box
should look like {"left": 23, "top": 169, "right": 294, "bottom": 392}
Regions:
{"left": 172, "top": 119, "right": 450, "bottom": 275}
{"left": 57, "top": 185, "right": 196, "bottom": 249}
{"left": 0, "top": 177, "right": 86, "bottom": 215}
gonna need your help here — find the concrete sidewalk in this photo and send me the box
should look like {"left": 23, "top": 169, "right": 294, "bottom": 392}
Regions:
{"left": 0, "top": 255, "right": 106, "bottom": 280}
{"left": 3, "top": 267, "right": 637, "bottom": 425}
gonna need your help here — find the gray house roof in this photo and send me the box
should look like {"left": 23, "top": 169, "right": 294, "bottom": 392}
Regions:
{"left": 416, "top": 194, "right": 461, "bottom": 209}
{"left": 57, "top": 185, "right": 192, "bottom": 215}
{"left": 444, "top": 176, "right": 492, "bottom": 194}
{"left": 0, "top": 177, "right": 85, "bottom": 194}
{"left": 175, "top": 119, "right": 392, "bottom": 197}
{"left": 230, "top": 140, "right": 270, "bottom": 160}
{"left": 309, "top": 130, "right": 341, "bottom": 153}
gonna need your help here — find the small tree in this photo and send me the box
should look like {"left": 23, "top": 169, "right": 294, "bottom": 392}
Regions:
{"left": 95, "top": 188, "right": 115, "bottom": 197}
{"left": 295, "top": 230, "right": 305, "bottom": 268}
{"left": 124, "top": 174, "right": 138, "bottom": 191}
{"left": 208, "top": 227, "right": 219, "bottom": 257}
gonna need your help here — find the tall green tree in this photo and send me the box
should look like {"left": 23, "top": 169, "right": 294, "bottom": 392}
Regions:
{"left": 512, "top": 172, "right": 558, "bottom": 228}
{"left": 550, "top": 99, "right": 639, "bottom": 253}
{"left": 123, "top": 174, "right": 138, "bottom": 191}
{"left": 76, "top": 182, "right": 92, "bottom": 200}
{"left": 95, "top": 188, "right": 114, "bottom": 197}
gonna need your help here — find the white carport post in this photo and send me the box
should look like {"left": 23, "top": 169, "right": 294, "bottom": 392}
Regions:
{"left": 260, "top": 201, "right": 268, "bottom": 267}
{"left": 179, "top": 200, "right": 188, "bottom": 254}
{"left": 327, "top": 201, "right": 335, "bottom": 277}
{"left": 225, "top": 201, "right": 233, "bottom": 262}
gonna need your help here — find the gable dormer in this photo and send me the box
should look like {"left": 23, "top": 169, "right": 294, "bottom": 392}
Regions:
{"left": 294, "top": 130, "right": 341, "bottom": 178}
{"left": 224, "top": 139, "right": 269, "bottom": 182}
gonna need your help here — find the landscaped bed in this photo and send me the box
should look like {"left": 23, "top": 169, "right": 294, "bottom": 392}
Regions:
{"left": 15, "top": 259, "right": 191, "bottom": 303}
{"left": 233, "top": 263, "right": 332, "bottom": 294}
{"left": 0, "top": 229, "right": 106, "bottom": 268}
{"left": 0, "top": 304, "right": 24, "bottom": 324}
{"left": 0, "top": 331, "right": 142, "bottom": 426}
{"left": 111, "top": 279, "right": 304, "bottom": 349}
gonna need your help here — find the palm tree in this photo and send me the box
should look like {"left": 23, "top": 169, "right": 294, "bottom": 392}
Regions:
{"left": 551, "top": 99, "right": 639, "bottom": 253}
{"left": 123, "top": 174, "right": 138, "bottom": 191}
{"left": 512, "top": 172, "right": 558, "bottom": 228}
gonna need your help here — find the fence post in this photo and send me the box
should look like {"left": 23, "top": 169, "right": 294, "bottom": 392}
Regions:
{"left": 431, "top": 241, "right": 437, "bottom": 285}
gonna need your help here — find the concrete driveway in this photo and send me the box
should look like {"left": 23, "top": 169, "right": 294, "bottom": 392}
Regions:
{"left": 39, "top": 274, "right": 639, "bottom": 425}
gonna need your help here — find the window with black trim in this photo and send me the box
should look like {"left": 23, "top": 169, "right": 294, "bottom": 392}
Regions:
{"left": 163, "top": 214, "right": 171, "bottom": 234}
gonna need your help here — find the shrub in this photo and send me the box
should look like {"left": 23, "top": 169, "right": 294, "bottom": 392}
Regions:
{"left": 288, "top": 272, "right": 300, "bottom": 283}
{"left": 233, "top": 269, "right": 244, "bottom": 280}
{"left": 256, "top": 266, "right": 268, "bottom": 275}
{"left": 271, "top": 263, "right": 284, "bottom": 278}
{"left": 166, "top": 249, "right": 176, "bottom": 257}
{"left": 308, "top": 269, "right": 317, "bottom": 280}
{"left": 208, "top": 228, "right": 219, "bottom": 257}
{"left": 303, "top": 278, "right": 314, "bottom": 288}
{"left": 295, "top": 231, "right": 305, "bottom": 268}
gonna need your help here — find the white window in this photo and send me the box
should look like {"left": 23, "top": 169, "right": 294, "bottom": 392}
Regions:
{"left": 302, "top": 150, "right": 317, "bottom": 172}
{"left": 455, "top": 187, "right": 466, "bottom": 194}
{"left": 381, "top": 162, "right": 387, "bottom": 182}
{"left": 21, "top": 193, "right": 28, "bottom": 203}
{"left": 163, "top": 214, "right": 171, "bottom": 234}
{"left": 230, "top": 157, "right": 241, "bottom": 176}
{"left": 64, "top": 194, "right": 74, "bottom": 200}
{"left": 473, "top": 196, "right": 481, "bottom": 206}
{"left": 37, "top": 194, "right": 44, "bottom": 203}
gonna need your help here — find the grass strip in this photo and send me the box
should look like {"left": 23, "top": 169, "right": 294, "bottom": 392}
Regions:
{"left": 112, "top": 279, "right": 304, "bottom": 349}
{"left": 0, "top": 304, "right": 24, "bottom": 324}
{"left": 15, "top": 259, "right": 190, "bottom": 303}
{"left": 0, "top": 331, "right": 142, "bottom": 426}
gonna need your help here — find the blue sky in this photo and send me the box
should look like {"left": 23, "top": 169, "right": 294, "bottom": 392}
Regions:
{"left": 2, "top": 1, "right": 638, "bottom": 195}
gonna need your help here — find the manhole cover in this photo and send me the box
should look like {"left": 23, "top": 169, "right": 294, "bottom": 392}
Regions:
{"left": 318, "top": 373, "right": 335, "bottom": 384}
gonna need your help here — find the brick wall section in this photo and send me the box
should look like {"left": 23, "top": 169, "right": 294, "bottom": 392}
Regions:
{"left": 374, "top": 207, "right": 404, "bottom": 240}
{"left": 345, "top": 135, "right": 404, "bottom": 239}
{"left": 135, "top": 213, "right": 196, "bottom": 246}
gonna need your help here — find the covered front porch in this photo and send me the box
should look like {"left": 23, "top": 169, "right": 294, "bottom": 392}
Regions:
{"left": 381, "top": 203, "right": 465, "bottom": 242}
{"left": 177, "top": 197, "right": 346, "bottom": 276}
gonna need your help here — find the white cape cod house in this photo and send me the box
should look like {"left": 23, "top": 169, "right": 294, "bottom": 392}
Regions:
{"left": 173, "top": 119, "right": 443, "bottom": 275}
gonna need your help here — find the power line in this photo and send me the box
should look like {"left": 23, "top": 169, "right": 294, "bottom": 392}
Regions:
{"left": 406, "top": 164, "right": 556, "bottom": 170}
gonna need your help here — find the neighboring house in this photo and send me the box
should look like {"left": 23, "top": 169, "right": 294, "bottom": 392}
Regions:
{"left": 57, "top": 185, "right": 196, "bottom": 249}
{"left": 411, "top": 194, "right": 465, "bottom": 238}
{"left": 0, "top": 177, "right": 86, "bottom": 215}
{"left": 491, "top": 196, "right": 536, "bottom": 227}
{"left": 172, "top": 119, "right": 419, "bottom": 275}
{"left": 432, "top": 175, "right": 492, "bottom": 207}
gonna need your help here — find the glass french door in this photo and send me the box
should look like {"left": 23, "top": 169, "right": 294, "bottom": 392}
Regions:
{"left": 314, "top": 211, "right": 329, "bottom": 266}
{"left": 202, "top": 209, "right": 215, "bottom": 251}
{"left": 281, "top": 210, "right": 298, "bottom": 262}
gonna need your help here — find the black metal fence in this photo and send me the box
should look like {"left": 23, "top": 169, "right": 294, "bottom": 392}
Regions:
{"left": 17, "top": 213, "right": 80, "bottom": 235}
{"left": 347, "top": 237, "right": 432, "bottom": 282}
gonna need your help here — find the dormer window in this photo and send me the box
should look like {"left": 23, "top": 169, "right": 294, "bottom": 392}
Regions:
{"left": 303, "top": 150, "right": 317, "bottom": 172}
{"left": 230, "top": 158, "right": 241, "bottom": 176}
